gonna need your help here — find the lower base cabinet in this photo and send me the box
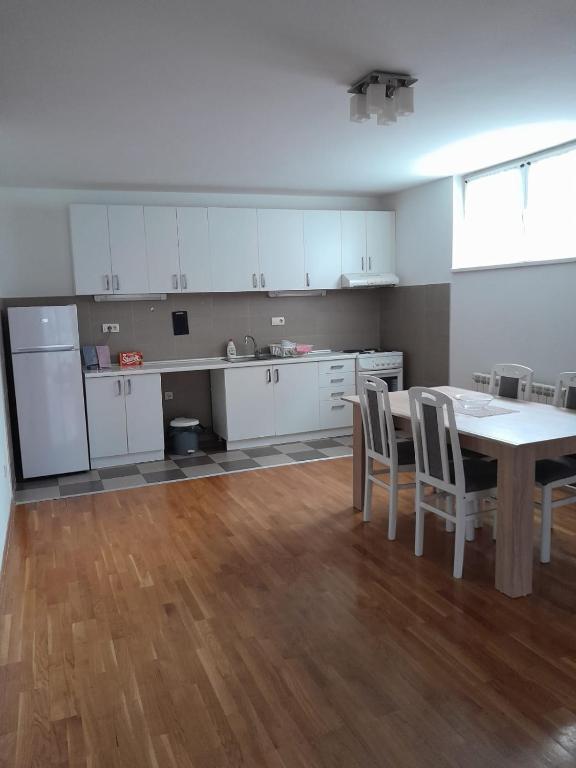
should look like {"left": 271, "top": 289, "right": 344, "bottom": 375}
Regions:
{"left": 85, "top": 373, "right": 164, "bottom": 467}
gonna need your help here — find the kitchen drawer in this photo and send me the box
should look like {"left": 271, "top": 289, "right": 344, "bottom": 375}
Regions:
{"left": 319, "top": 384, "right": 355, "bottom": 402}
{"left": 320, "top": 400, "right": 353, "bottom": 429}
{"left": 319, "top": 370, "right": 356, "bottom": 389}
{"left": 318, "top": 358, "right": 356, "bottom": 376}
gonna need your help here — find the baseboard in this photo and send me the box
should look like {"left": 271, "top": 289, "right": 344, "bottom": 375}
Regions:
{"left": 225, "top": 428, "right": 352, "bottom": 451}
{"left": 90, "top": 450, "right": 165, "bottom": 469}
{"left": 0, "top": 497, "right": 16, "bottom": 607}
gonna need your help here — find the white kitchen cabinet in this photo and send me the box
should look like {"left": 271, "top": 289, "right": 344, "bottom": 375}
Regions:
{"left": 177, "top": 207, "right": 212, "bottom": 292}
{"left": 303, "top": 211, "right": 342, "bottom": 289}
{"left": 273, "top": 362, "right": 319, "bottom": 435}
{"left": 208, "top": 208, "right": 259, "bottom": 292}
{"left": 341, "top": 211, "right": 367, "bottom": 274}
{"left": 144, "top": 207, "right": 180, "bottom": 293}
{"left": 366, "top": 211, "right": 395, "bottom": 273}
{"left": 85, "top": 373, "right": 164, "bottom": 466}
{"left": 107, "top": 206, "right": 149, "bottom": 294}
{"left": 70, "top": 205, "right": 113, "bottom": 295}
{"left": 123, "top": 374, "right": 164, "bottom": 454}
{"left": 85, "top": 377, "right": 128, "bottom": 458}
{"left": 213, "top": 366, "right": 275, "bottom": 441}
{"left": 257, "top": 210, "right": 305, "bottom": 291}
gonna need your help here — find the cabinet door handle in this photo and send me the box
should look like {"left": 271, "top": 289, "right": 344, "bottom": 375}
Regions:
{"left": 252, "top": 273, "right": 258, "bottom": 289}
{"left": 125, "top": 378, "right": 132, "bottom": 395}
{"left": 172, "top": 274, "right": 179, "bottom": 290}
{"left": 306, "top": 272, "right": 310, "bottom": 287}
{"left": 331, "top": 404, "right": 345, "bottom": 410}
{"left": 260, "top": 273, "right": 266, "bottom": 288}
{"left": 113, "top": 274, "right": 120, "bottom": 291}
{"left": 181, "top": 274, "right": 188, "bottom": 290}
{"left": 361, "top": 257, "right": 365, "bottom": 271}
{"left": 330, "top": 364, "right": 344, "bottom": 370}
{"left": 274, "top": 368, "right": 279, "bottom": 383}
{"left": 116, "top": 379, "right": 122, "bottom": 396}
{"left": 331, "top": 391, "right": 345, "bottom": 397}
{"left": 104, "top": 274, "right": 111, "bottom": 291}
{"left": 266, "top": 368, "right": 272, "bottom": 383}
{"left": 330, "top": 377, "right": 345, "bottom": 384}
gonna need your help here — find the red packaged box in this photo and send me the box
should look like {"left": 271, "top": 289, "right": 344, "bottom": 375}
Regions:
{"left": 119, "top": 351, "right": 143, "bottom": 367}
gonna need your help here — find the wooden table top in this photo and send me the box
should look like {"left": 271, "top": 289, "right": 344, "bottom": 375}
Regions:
{"left": 344, "top": 386, "right": 576, "bottom": 448}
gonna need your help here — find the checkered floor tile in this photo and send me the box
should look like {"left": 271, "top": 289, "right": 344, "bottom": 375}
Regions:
{"left": 14, "top": 435, "right": 353, "bottom": 504}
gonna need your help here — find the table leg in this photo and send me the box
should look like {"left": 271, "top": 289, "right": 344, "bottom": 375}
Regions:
{"left": 495, "top": 444, "right": 535, "bottom": 597}
{"left": 352, "top": 402, "right": 365, "bottom": 511}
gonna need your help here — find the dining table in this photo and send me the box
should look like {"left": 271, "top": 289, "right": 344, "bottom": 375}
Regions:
{"left": 343, "top": 386, "right": 576, "bottom": 598}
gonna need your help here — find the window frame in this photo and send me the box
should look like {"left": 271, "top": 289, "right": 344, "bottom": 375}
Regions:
{"left": 453, "top": 140, "right": 576, "bottom": 273}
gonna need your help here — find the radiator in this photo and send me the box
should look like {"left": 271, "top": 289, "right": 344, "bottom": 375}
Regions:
{"left": 471, "top": 372, "right": 556, "bottom": 404}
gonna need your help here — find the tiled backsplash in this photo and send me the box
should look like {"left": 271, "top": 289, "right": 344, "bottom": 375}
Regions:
{"left": 3, "top": 291, "right": 382, "bottom": 360}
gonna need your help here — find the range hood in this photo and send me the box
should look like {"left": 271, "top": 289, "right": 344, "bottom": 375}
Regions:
{"left": 341, "top": 273, "right": 399, "bottom": 288}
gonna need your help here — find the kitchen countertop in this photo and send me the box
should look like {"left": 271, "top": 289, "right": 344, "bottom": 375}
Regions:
{"left": 84, "top": 351, "right": 359, "bottom": 378}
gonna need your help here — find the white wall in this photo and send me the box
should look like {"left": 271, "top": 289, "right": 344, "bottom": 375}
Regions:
{"left": 0, "top": 187, "right": 387, "bottom": 298}
{"left": 450, "top": 262, "right": 576, "bottom": 387}
{"left": 389, "top": 178, "right": 453, "bottom": 286}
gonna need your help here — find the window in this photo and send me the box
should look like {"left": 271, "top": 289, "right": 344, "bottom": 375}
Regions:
{"left": 455, "top": 144, "right": 576, "bottom": 270}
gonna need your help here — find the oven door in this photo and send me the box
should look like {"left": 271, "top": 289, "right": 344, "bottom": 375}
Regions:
{"left": 357, "top": 368, "right": 403, "bottom": 392}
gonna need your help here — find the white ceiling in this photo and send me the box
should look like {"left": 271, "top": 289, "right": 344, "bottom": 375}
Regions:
{"left": 1, "top": 0, "right": 575, "bottom": 194}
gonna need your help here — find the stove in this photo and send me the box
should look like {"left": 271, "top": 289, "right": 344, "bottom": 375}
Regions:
{"left": 354, "top": 350, "right": 404, "bottom": 391}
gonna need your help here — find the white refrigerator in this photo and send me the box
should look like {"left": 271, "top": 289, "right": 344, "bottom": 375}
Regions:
{"left": 8, "top": 305, "right": 90, "bottom": 478}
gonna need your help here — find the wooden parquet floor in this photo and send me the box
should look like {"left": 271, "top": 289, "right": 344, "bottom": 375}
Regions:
{"left": 2, "top": 458, "right": 576, "bottom": 767}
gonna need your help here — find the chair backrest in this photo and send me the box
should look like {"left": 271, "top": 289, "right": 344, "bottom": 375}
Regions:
{"left": 553, "top": 372, "right": 576, "bottom": 409}
{"left": 408, "top": 387, "right": 465, "bottom": 494}
{"left": 358, "top": 375, "right": 398, "bottom": 467}
{"left": 489, "top": 363, "right": 534, "bottom": 400}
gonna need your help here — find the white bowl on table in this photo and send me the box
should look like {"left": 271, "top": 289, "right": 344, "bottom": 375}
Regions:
{"left": 453, "top": 392, "right": 493, "bottom": 410}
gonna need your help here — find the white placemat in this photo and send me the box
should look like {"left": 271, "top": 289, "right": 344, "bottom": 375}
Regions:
{"left": 454, "top": 404, "right": 518, "bottom": 418}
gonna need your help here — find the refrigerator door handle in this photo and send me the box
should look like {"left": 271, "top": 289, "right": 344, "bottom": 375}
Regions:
{"left": 14, "top": 345, "right": 75, "bottom": 353}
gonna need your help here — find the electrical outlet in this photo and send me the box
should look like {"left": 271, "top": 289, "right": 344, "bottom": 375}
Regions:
{"left": 271, "top": 317, "right": 285, "bottom": 326}
{"left": 164, "top": 391, "right": 174, "bottom": 401}
{"left": 102, "top": 323, "right": 120, "bottom": 333}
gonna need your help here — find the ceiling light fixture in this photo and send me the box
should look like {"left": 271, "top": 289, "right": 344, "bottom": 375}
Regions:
{"left": 348, "top": 70, "right": 417, "bottom": 127}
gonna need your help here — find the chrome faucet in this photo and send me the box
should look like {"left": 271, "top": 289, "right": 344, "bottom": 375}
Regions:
{"left": 245, "top": 335, "right": 258, "bottom": 356}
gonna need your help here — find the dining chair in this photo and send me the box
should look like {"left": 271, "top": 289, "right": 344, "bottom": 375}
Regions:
{"left": 408, "top": 387, "right": 498, "bottom": 579}
{"left": 358, "top": 375, "right": 415, "bottom": 540}
{"left": 536, "top": 372, "right": 576, "bottom": 563}
{"left": 489, "top": 363, "right": 534, "bottom": 400}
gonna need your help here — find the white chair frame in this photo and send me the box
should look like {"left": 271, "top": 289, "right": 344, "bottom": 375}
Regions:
{"left": 536, "top": 372, "right": 576, "bottom": 563}
{"left": 358, "top": 376, "right": 415, "bottom": 540}
{"left": 409, "top": 387, "right": 497, "bottom": 579}
{"left": 489, "top": 363, "right": 534, "bottom": 401}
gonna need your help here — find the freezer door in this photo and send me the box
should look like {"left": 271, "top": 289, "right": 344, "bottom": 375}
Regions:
{"left": 12, "top": 350, "right": 89, "bottom": 478}
{"left": 8, "top": 305, "right": 80, "bottom": 353}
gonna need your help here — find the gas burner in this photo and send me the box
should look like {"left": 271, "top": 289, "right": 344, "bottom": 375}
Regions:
{"left": 342, "top": 348, "right": 379, "bottom": 354}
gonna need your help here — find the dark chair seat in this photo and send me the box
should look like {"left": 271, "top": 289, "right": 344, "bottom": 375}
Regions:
{"left": 396, "top": 438, "right": 416, "bottom": 467}
{"left": 535, "top": 456, "right": 576, "bottom": 486}
{"left": 449, "top": 458, "right": 498, "bottom": 493}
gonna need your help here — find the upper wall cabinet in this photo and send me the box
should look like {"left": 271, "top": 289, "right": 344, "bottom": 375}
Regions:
{"left": 144, "top": 206, "right": 180, "bottom": 293}
{"left": 257, "top": 210, "right": 305, "bottom": 291}
{"left": 366, "top": 212, "right": 395, "bottom": 273}
{"left": 177, "top": 207, "right": 211, "bottom": 292}
{"left": 208, "top": 208, "right": 259, "bottom": 292}
{"left": 303, "top": 211, "right": 342, "bottom": 290}
{"left": 70, "top": 205, "right": 113, "bottom": 295}
{"left": 107, "top": 206, "right": 149, "bottom": 294}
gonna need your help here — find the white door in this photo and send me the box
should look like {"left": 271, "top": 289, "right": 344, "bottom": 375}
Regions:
{"left": 257, "top": 209, "right": 305, "bottom": 290}
{"left": 273, "top": 362, "right": 319, "bottom": 436}
{"left": 8, "top": 305, "right": 79, "bottom": 352}
{"left": 108, "top": 206, "right": 149, "bottom": 293}
{"left": 85, "top": 377, "right": 128, "bottom": 459}
{"left": 177, "top": 207, "right": 212, "bottom": 292}
{"left": 208, "top": 208, "right": 259, "bottom": 292}
{"left": 144, "top": 207, "right": 181, "bottom": 293}
{"left": 341, "top": 211, "right": 367, "bottom": 274}
{"left": 224, "top": 366, "right": 275, "bottom": 441}
{"left": 70, "top": 205, "right": 113, "bottom": 295}
{"left": 124, "top": 374, "right": 164, "bottom": 454}
{"left": 303, "top": 211, "right": 342, "bottom": 289}
{"left": 12, "top": 350, "right": 90, "bottom": 477}
{"left": 366, "top": 212, "right": 395, "bottom": 273}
